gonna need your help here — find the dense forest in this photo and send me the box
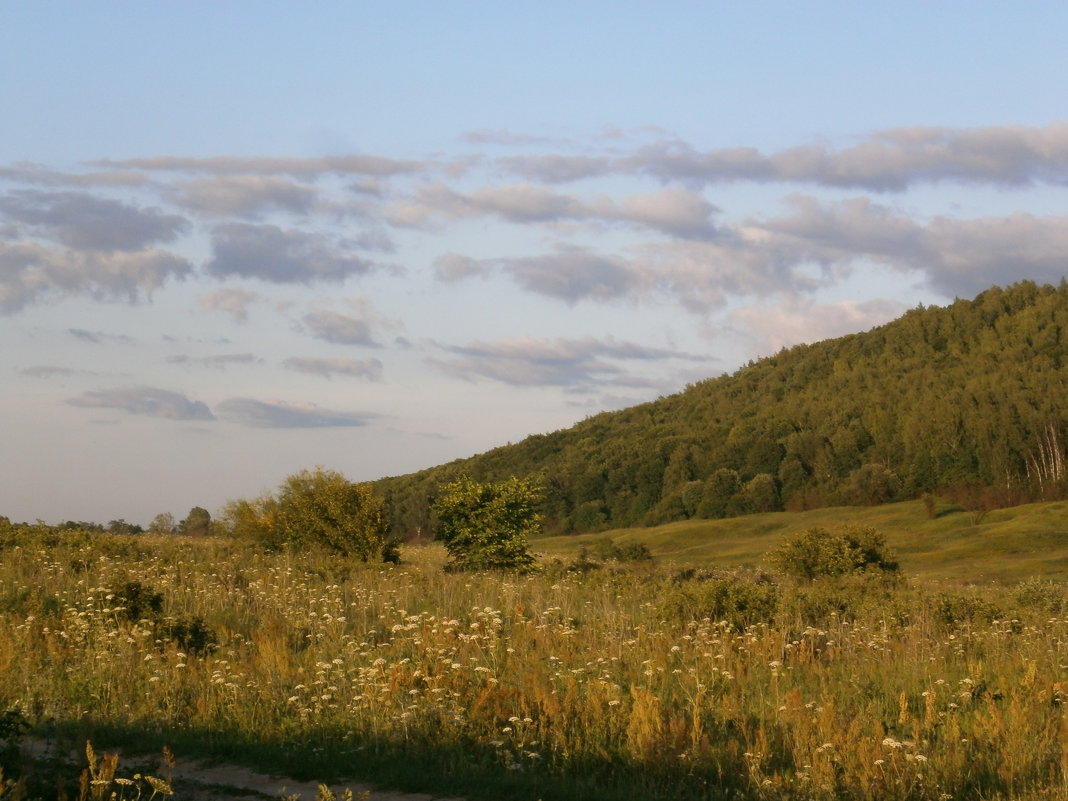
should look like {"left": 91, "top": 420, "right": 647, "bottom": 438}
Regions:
{"left": 375, "top": 280, "right": 1068, "bottom": 536}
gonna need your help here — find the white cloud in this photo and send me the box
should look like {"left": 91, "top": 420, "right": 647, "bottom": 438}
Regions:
{"left": 0, "top": 241, "right": 192, "bottom": 313}
{"left": 729, "top": 297, "right": 909, "bottom": 355}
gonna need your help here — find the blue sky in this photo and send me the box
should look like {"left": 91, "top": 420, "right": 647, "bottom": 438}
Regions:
{"left": 2, "top": 2, "right": 1067, "bottom": 525}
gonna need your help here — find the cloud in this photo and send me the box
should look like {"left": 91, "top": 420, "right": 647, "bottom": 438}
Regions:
{"left": 389, "top": 183, "right": 718, "bottom": 238}
{"left": 431, "top": 335, "right": 704, "bottom": 389}
{"left": 0, "top": 190, "right": 189, "bottom": 250}
{"left": 433, "top": 252, "right": 491, "bottom": 282}
{"left": 283, "top": 356, "right": 383, "bottom": 380}
{"left": 0, "top": 242, "right": 192, "bottom": 313}
{"left": 172, "top": 176, "right": 320, "bottom": 218}
{"left": 0, "top": 163, "right": 149, "bottom": 187}
{"left": 433, "top": 246, "right": 638, "bottom": 303}
{"left": 500, "top": 247, "right": 639, "bottom": 303}
{"left": 729, "top": 297, "right": 909, "bottom": 355}
{"left": 624, "top": 122, "right": 1068, "bottom": 191}
{"left": 300, "top": 309, "right": 378, "bottom": 345}
{"left": 198, "top": 288, "right": 263, "bottom": 323}
{"left": 92, "top": 154, "right": 423, "bottom": 177}
{"left": 460, "top": 197, "right": 1068, "bottom": 313}
{"left": 66, "top": 386, "right": 214, "bottom": 421}
{"left": 498, "top": 154, "right": 614, "bottom": 183}
{"left": 205, "top": 223, "right": 378, "bottom": 283}
{"left": 215, "top": 397, "right": 378, "bottom": 428}
{"left": 166, "top": 353, "right": 259, "bottom": 369}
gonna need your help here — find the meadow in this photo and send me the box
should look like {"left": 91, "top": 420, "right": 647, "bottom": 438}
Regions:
{"left": 1, "top": 502, "right": 1068, "bottom": 800}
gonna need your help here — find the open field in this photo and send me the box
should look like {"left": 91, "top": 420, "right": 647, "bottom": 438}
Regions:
{"left": 2, "top": 507, "right": 1068, "bottom": 800}
{"left": 534, "top": 498, "right": 1068, "bottom": 583}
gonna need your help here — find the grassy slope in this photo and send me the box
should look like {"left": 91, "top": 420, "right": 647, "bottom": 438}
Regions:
{"left": 532, "top": 497, "right": 1068, "bottom": 583}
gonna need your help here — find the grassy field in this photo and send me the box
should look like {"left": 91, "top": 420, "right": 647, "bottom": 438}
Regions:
{"left": 1, "top": 502, "right": 1067, "bottom": 800}
{"left": 533, "top": 498, "right": 1068, "bottom": 583}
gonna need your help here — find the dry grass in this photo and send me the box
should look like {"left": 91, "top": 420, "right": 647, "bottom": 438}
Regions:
{"left": 1, "top": 530, "right": 1067, "bottom": 800}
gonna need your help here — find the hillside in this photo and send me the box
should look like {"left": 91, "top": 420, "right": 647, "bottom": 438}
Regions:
{"left": 375, "top": 280, "right": 1068, "bottom": 536}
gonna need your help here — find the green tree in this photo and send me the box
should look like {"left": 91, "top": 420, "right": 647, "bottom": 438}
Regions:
{"left": 842, "top": 463, "right": 902, "bottom": 506}
{"left": 433, "top": 475, "right": 540, "bottom": 571}
{"left": 179, "top": 506, "right": 212, "bottom": 537}
{"left": 148, "top": 512, "right": 176, "bottom": 535}
{"left": 222, "top": 468, "right": 398, "bottom": 561}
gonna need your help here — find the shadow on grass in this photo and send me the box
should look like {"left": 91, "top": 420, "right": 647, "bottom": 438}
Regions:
{"left": 14, "top": 718, "right": 726, "bottom": 801}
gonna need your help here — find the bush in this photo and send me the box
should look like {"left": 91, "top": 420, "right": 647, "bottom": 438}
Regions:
{"left": 1014, "top": 576, "right": 1067, "bottom": 613}
{"left": 765, "top": 526, "right": 899, "bottom": 581}
{"left": 664, "top": 573, "right": 780, "bottom": 630}
{"left": 934, "top": 593, "right": 1003, "bottom": 627}
{"left": 433, "top": 476, "right": 540, "bottom": 571}
{"left": 223, "top": 468, "right": 399, "bottom": 562}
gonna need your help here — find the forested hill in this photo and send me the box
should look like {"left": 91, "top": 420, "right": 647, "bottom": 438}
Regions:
{"left": 375, "top": 280, "right": 1068, "bottom": 537}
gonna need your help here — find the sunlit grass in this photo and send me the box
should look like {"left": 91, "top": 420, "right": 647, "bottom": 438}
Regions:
{"left": 534, "top": 497, "right": 1068, "bottom": 582}
{"left": 2, "top": 527, "right": 1067, "bottom": 800}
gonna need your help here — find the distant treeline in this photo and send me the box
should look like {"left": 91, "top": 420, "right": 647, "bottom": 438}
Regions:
{"left": 375, "top": 280, "right": 1068, "bottom": 536}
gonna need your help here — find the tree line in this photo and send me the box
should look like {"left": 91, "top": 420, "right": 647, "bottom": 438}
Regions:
{"left": 374, "top": 280, "right": 1068, "bottom": 535}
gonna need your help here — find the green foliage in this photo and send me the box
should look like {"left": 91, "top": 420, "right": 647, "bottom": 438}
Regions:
{"left": 223, "top": 468, "right": 398, "bottom": 561}
{"left": 433, "top": 475, "right": 540, "bottom": 571}
{"left": 179, "top": 506, "right": 212, "bottom": 536}
{"left": 113, "top": 580, "right": 164, "bottom": 622}
{"left": 765, "top": 525, "right": 899, "bottom": 581}
{"left": 376, "top": 280, "right": 1068, "bottom": 534}
{"left": 663, "top": 572, "right": 779, "bottom": 630}
{"left": 934, "top": 592, "right": 1003, "bottom": 627}
{"left": 1013, "top": 576, "right": 1066, "bottom": 614}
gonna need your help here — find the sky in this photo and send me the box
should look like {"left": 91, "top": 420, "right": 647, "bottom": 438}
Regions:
{"left": 2, "top": 1, "right": 1068, "bottom": 526}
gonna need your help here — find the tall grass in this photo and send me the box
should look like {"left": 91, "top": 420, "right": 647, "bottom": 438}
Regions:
{"left": 1, "top": 530, "right": 1067, "bottom": 800}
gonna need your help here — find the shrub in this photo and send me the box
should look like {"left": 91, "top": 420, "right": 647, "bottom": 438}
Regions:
{"left": 591, "top": 538, "right": 652, "bottom": 563}
{"left": 663, "top": 573, "right": 780, "bottom": 630}
{"left": 934, "top": 593, "right": 1003, "bottom": 627}
{"left": 223, "top": 468, "right": 399, "bottom": 562}
{"left": 1014, "top": 576, "right": 1067, "bottom": 613}
{"left": 433, "top": 475, "right": 540, "bottom": 571}
{"left": 765, "top": 526, "right": 899, "bottom": 581}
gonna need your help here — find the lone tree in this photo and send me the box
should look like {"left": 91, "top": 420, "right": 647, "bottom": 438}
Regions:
{"left": 433, "top": 475, "right": 540, "bottom": 571}
{"left": 223, "top": 467, "right": 398, "bottom": 562}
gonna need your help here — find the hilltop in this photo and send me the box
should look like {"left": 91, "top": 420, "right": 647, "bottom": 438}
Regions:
{"left": 376, "top": 280, "right": 1068, "bottom": 536}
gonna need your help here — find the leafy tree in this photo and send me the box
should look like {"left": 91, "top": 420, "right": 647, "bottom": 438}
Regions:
{"left": 765, "top": 526, "right": 899, "bottom": 582}
{"left": 179, "top": 506, "right": 212, "bottom": 537}
{"left": 148, "top": 512, "right": 177, "bottom": 535}
{"left": 223, "top": 468, "right": 398, "bottom": 561}
{"left": 842, "top": 463, "right": 902, "bottom": 506}
{"left": 433, "top": 475, "right": 540, "bottom": 571}
{"left": 107, "top": 519, "right": 143, "bottom": 535}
